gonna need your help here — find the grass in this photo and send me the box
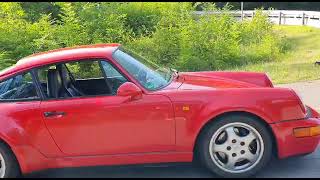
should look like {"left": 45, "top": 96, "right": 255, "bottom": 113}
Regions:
{"left": 231, "top": 25, "right": 320, "bottom": 84}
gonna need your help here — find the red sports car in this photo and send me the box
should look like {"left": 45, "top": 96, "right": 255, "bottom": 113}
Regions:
{"left": 0, "top": 43, "right": 318, "bottom": 178}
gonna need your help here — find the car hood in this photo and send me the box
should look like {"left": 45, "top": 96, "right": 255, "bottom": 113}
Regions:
{"left": 165, "top": 71, "right": 274, "bottom": 90}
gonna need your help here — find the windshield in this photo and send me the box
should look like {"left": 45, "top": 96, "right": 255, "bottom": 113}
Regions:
{"left": 112, "top": 46, "right": 174, "bottom": 91}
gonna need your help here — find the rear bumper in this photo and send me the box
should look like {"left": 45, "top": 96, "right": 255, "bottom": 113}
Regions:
{"left": 271, "top": 117, "right": 320, "bottom": 159}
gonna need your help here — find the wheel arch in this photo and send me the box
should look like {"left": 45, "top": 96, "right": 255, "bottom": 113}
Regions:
{"left": 192, "top": 111, "right": 278, "bottom": 161}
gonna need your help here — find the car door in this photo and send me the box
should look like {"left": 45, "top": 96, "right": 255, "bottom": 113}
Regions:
{"left": 38, "top": 59, "right": 175, "bottom": 156}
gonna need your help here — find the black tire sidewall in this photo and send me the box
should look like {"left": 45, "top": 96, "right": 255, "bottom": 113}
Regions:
{"left": 0, "top": 142, "right": 20, "bottom": 178}
{"left": 197, "top": 114, "right": 273, "bottom": 178}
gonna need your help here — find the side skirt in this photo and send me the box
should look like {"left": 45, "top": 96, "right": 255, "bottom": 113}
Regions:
{"left": 23, "top": 151, "right": 193, "bottom": 175}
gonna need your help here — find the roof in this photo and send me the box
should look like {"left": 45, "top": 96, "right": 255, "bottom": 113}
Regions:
{"left": 0, "top": 43, "right": 120, "bottom": 78}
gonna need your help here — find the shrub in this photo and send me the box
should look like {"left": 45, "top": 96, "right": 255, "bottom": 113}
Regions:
{"left": 0, "top": 2, "right": 287, "bottom": 73}
{"left": 127, "top": 4, "right": 285, "bottom": 71}
{"left": 0, "top": 2, "right": 55, "bottom": 60}
{"left": 177, "top": 7, "right": 241, "bottom": 71}
{"left": 117, "top": 2, "right": 163, "bottom": 37}
{"left": 0, "top": 51, "right": 15, "bottom": 70}
{"left": 236, "top": 9, "right": 284, "bottom": 65}
{"left": 126, "top": 2, "right": 193, "bottom": 67}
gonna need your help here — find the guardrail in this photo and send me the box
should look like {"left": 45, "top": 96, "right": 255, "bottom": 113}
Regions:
{"left": 194, "top": 10, "right": 320, "bottom": 28}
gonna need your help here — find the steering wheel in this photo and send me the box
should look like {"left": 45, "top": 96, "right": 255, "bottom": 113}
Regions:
{"left": 63, "top": 65, "right": 86, "bottom": 95}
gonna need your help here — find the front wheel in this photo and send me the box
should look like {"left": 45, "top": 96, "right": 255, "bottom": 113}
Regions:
{"left": 196, "top": 114, "right": 273, "bottom": 178}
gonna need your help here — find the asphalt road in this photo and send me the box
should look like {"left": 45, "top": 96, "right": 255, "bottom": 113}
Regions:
{"left": 27, "top": 80, "right": 320, "bottom": 178}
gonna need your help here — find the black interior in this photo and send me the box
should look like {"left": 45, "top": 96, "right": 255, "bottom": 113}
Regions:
{"left": 57, "top": 64, "right": 85, "bottom": 97}
{"left": 46, "top": 66, "right": 85, "bottom": 98}
{"left": 42, "top": 63, "right": 127, "bottom": 99}
{"left": 74, "top": 77, "right": 126, "bottom": 95}
{"left": 47, "top": 69, "right": 63, "bottom": 98}
{"left": 75, "top": 78, "right": 110, "bottom": 95}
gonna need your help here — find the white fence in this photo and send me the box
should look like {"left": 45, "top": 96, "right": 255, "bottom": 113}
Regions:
{"left": 194, "top": 10, "right": 320, "bottom": 28}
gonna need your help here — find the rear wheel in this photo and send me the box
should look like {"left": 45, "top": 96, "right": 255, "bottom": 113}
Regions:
{"left": 0, "top": 142, "right": 20, "bottom": 178}
{"left": 196, "top": 114, "right": 273, "bottom": 178}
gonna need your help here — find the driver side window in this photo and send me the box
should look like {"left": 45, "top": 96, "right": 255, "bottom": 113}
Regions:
{"left": 36, "top": 60, "right": 129, "bottom": 100}
{"left": 36, "top": 60, "right": 111, "bottom": 99}
{"left": 100, "top": 61, "right": 128, "bottom": 94}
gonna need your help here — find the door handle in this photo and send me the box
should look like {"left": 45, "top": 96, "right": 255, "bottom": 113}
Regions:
{"left": 44, "top": 111, "right": 66, "bottom": 118}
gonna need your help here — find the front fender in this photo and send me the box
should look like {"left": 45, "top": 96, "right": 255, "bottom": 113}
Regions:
{"left": 164, "top": 87, "right": 306, "bottom": 152}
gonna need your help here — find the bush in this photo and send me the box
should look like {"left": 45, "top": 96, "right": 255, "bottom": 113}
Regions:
{"left": 177, "top": 7, "right": 241, "bottom": 71}
{"left": 117, "top": 2, "right": 163, "bottom": 37}
{"left": 127, "top": 5, "right": 285, "bottom": 71}
{"left": 0, "top": 2, "right": 287, "bottom": 73}
{"left": 236, "top": 9, "right": 283, "bottom": 65}
{"left": 0, "top": 3, "right": 55, "bottom": 60}
{"left": 55, "top": 2, "right": 130, "bottom": 46}
{"left": 0, "top": 51, "right": 15, "bottom": 70}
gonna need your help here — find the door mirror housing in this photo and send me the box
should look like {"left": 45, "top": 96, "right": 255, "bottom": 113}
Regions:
{"left": 117, "top": 82, "right": 142, "bottom": 100}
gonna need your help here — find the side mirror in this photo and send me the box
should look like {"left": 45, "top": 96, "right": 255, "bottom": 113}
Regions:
{"left": 117, "top": 82, "right": 142, "bottom": 100}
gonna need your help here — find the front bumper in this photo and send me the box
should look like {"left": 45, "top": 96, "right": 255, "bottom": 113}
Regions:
{"left": 271, "top": 107, "right": 320, "bottom": 159}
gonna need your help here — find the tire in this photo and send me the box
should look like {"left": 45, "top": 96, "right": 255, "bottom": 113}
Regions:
{"left": 0, "top": 142, "right": 21, "bottom": 178}
{"left": 196, "top": 114, "right": 273, "bottom": 178}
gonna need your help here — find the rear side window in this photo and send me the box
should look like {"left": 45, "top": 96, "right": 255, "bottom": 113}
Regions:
{"left": 0, "top": 72, "right": 39, "bottom": 101}
{"left": 65, "top": 61, "right": 104, "bottom": 80}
